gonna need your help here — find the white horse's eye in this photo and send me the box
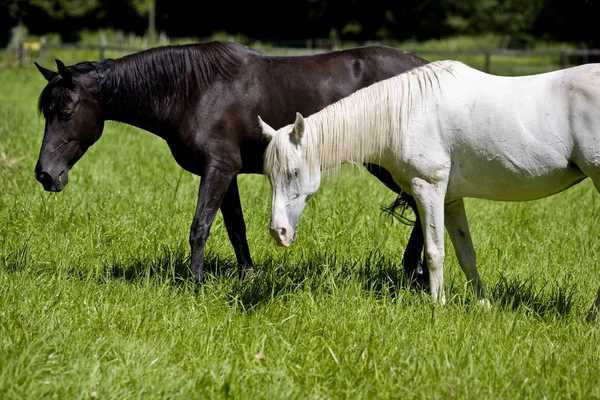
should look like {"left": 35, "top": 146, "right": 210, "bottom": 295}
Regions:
{"left": 288, "top": 169, "right": 299, "bottom": 179}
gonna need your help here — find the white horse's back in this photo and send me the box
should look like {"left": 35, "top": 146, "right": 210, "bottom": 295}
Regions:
{"left": 401, "top": 62, "right": 600, "bottom": 202}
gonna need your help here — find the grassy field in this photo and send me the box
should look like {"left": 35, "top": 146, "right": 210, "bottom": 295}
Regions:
{"left": 1, "top": 60, "right": 600, "bottom": 399}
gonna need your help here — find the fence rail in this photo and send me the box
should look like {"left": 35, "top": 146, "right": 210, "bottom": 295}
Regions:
{"left": 6, "top": 41, "right": 600, "bottom": 74}
{"left": 416, "top": 48, "right": 600, "bottom": 71}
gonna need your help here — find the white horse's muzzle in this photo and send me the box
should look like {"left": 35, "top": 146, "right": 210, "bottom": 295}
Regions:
{"left": 269, "top": 224, "right": 295, "bottom": 247}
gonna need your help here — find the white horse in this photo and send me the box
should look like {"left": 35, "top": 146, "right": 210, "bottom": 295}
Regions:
{"left": 258, "top": 60, "right": 600, "bottom": 320}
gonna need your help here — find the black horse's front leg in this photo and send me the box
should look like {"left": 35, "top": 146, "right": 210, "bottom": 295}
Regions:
{"left": 220, "top": 177, "right": 253, "bottom": 279}
{"left": 189, "top": 165, "right": 236, "bottom": 282}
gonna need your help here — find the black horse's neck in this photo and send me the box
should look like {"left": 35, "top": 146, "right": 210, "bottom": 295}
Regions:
{"left": 95, "top": 59, "right": 177, "bottom": 136}
{"left": 95, "top": 43, "right": 247, "bottom": 136}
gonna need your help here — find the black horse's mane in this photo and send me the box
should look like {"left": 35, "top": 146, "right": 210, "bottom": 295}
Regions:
{"left": 105, "top": 41, "right": 250, "bottom": 98}
{"left": 39, "top": 41, "right": 257, "bottom": 117}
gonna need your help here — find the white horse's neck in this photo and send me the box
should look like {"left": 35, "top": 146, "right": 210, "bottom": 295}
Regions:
{"left": 304, "top": 85, "right": 400, "bottom": 173}
{"left": 303, "top": 60, "right": 456, "bottom": 173}
{"left": 304, "top": 102, "right": 387, "bottom": 172}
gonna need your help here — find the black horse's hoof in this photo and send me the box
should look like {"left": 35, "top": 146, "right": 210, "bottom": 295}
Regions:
{"left": 404, "top": 260, "right": 430, "bottom": 292}
{"left": 239, "top": 266, "right": 254, "bottom": 280}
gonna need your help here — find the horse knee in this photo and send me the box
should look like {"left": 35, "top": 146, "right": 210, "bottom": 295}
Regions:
{"left": 425, "top": 247, "right": 444, "bottom": 271}
{"left": 189, "top": 221, "right": 210, "bottom": 246}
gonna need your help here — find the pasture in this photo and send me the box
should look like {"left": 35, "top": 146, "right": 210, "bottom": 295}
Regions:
{"left": 1, "top": 63, "right": 600, "bottom": 399}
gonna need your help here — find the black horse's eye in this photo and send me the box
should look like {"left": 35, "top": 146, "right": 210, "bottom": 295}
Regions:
{"left": 59, "top": 109, "right": 73, "bottom": 120}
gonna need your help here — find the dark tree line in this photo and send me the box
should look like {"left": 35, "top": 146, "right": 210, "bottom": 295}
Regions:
{"left": 1, "top": 0, "right": 599, "bottom": 47}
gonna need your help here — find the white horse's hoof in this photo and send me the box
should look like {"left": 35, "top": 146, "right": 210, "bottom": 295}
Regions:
{"left": 587, "top": 307, "right": 598, "bottom": 322}
{"left": 478, "top": 298, "right": 491, "bottom": 310}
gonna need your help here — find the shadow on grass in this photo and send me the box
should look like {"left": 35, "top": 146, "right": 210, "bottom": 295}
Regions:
{"left": 19, "top": 240, "right": 578, "bottom": 319}
{"left": 1, "top": 233, "right": 32, "bottom": 274}
{"left": 232, "top": 250, "right": 430, "bottom": 309}
{"left": 489, "top": 273, "right": 578, "bottom": 318}
{"left": 220, "top": 253, "right": 580, "bottom": 319}
{"left": 102, "top": 245, "right": 239, "bottom": 284}
{"left": 100, "top": 247, "right": 422, "bottom": 303}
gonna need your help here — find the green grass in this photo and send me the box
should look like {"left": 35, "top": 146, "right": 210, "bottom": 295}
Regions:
{"left": 1, "top": 63, "right": 600, "bottom": 399}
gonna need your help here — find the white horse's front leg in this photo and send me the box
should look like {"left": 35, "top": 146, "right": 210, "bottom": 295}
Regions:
{"left": 444, "top": 199, "right": 486, "bottom": 300}
{"left": 587, "top": 285, "right": 600, "bottom": 321}
{"left": 411, "top": 176, "right": 448, "bottom": 304}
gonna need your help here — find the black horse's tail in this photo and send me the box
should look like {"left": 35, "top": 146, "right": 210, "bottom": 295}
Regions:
{"left": 380, "top": 190, "right": 416, "bottom": 226}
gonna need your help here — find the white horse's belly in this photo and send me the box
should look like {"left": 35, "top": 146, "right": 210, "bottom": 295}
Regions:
{"left": 440, "top": 77, "right": 589, "bottom": 201}
{"left": 445, "top": 158, "right": 586, "bottom": 201}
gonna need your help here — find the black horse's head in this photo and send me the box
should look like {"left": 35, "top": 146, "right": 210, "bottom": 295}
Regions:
{"left": 34, "top": 59, "right": 104, "bottom": 192}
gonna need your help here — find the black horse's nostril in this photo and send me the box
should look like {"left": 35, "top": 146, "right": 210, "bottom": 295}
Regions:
{"left": 36, "top": 171, "right": 54, "bottom": 189}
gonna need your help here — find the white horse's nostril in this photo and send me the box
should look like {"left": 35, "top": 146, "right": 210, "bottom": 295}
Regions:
{"left": 269, "top": 226, "right": 292, "bottom": 246}
{"left": 269, "top": 226, "right": 280, "bottom": 240}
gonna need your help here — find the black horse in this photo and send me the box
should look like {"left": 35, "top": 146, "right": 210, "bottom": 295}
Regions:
{"left": 34, "top": 41, "right": 428, "bottom": 284}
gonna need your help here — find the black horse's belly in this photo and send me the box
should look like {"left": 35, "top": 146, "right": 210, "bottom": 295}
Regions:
{"left": 167, "top": 141, "right": 204, "bottom": 175}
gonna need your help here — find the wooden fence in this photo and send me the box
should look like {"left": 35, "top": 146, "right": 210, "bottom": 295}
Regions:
{"left": 416, "top": 48, "right": 600, "bottom": 74}
{"left": 8, "top": 41, "right": 600, "bottom": 75}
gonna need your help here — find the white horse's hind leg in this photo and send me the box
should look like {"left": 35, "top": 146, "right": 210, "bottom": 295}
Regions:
{"left": 584, "top": 173, "right": 600, "bottom": 321}
{"left": 444, "top": 199, "right": 486, "bottom": 300}
{"left": 411, "top": 176, "right": 448, "bottom": 305}
{"left": 587, "top": 285, "right": 600, "bottom": 321}
{"left": 575, "top": 172, "right": 600, "bottom": 321}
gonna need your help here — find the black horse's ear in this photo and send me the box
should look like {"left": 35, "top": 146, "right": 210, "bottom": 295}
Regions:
{"left": 35, "top": 62, "right": 57, "bottom": 81}
{"left": 55, "top": 59, "right": 73, "bottom": 86}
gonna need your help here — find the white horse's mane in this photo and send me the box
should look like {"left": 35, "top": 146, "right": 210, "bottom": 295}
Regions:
{"left": 264, "top": 60, "right": 464, "bottom": 177}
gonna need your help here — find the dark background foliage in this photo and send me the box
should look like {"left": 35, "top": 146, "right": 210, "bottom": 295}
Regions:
{"left": 0, "top": 0, "right": 599, "bottom": 47}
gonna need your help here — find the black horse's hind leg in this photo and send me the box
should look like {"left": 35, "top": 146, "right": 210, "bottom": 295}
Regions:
{"left": 364, "top": 163, "right": 429, "bottom": 289}
{"left": 220, "top": 177, "right": 253, "bottom": 278}
{"left": 189, "top": 165, "right": 237, "bottom": 282}
{"left": 399, "top": 194, "right": 430, "bottom": 290}
{"left": 588, "top": 285, "right": 600, "bottom": 322}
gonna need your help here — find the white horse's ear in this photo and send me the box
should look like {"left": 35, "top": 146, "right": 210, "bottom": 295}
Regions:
{"left": 258, "top": 116, "right": 277, "bottom": 141}
{"left": 291, "top": 112, "right": 305, "bottom": 143}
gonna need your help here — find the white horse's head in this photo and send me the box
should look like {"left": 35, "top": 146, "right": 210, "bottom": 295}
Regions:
{"left": 259, "top": 112, "right": 321, "bottom": 247}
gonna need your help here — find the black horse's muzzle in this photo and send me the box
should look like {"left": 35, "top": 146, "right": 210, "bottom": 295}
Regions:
{"left": 35, "top": 164, "right": 67, "bottom": 192}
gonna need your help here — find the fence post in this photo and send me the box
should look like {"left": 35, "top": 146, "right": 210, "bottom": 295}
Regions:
{"left": 484, "top": 51, "right": 491, "bottom": 73}
{"left": 100, "top": 33, "right": 107, "bottom": 60}
{"left": 38, "top": 36, "right": 46, "bottom": 58}
{"left": 18, "top": 41, "right": 25, "bottom": 67}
